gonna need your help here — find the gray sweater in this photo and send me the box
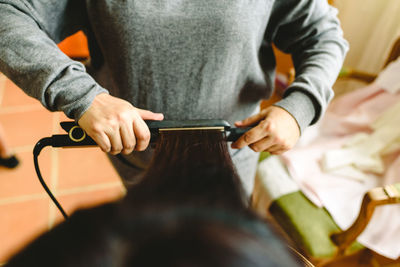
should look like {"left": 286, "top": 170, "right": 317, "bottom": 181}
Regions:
{"left": 0, "top": 0, "right": 348, "bottom": 133}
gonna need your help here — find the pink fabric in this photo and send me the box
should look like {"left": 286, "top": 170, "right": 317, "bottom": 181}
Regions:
{"left": 281, "top": 81, "right": 400, "bottom": 259}
{"left": 321, "top": 83, "right": 400, "bottom": 136}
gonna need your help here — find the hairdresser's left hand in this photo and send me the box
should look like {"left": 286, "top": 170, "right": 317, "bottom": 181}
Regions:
{"left": 231, "top": 106, "right": 300, "bottom": 155}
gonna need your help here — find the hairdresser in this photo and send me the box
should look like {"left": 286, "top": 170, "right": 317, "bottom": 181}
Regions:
{"left": 0, "top": 0, "right": 347, "bottom": 194}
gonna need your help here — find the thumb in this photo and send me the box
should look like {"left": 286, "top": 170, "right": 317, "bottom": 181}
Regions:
{"left": 136, "top": 108, "right": 164, "bottom": 121}
{"left": 235, "top": 112, "right": 265, "bottom": 127}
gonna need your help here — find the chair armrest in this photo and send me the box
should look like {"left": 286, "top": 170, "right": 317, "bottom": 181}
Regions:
{"left": 383, "top": 37, "right": 400, "bottom": 68}
{"left": 338, "top": 67, "right": 377, "bottom": 83}
{"left": 330, "top": 184, "right": 400, "bottom": 252}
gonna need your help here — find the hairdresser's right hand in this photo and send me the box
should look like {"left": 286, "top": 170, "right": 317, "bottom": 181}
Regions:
{"left": 78, "top": 93, "right": 164, "bottom": 155}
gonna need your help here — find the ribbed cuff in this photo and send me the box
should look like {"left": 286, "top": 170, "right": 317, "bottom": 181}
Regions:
{"left": 62, "top": 85, "right": 109, "bottom": 121}
{"left": 273, "top": 91, "right": 316, "bottom": 134}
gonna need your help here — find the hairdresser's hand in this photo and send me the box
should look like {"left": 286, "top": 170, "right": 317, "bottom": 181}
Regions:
{"left": 231, "top": 106, "right": 300, "bottom": 155}
{"left": 78, "top": 93, "right": 164, "bottom": 155}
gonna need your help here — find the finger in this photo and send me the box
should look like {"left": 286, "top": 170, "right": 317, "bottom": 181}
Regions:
{"left": 119, "top": 123, "right": 135, "bottom": 155}
{"left": 132, "top": 117, "right": 151, "bottom": 151}
{"left": 90, "top": 131, "right": 112, "bottom": 153}
{"left": 249, "top": 136, "right": 275, "bottom": 152}
{"left": 231, "top": 123, "right": 268, "bottom": 149}
{"left": 105, "top": 127, "right": 123, "bottom": 155}
{"left": 268, "top": 145, "right": 287, "bottom": 155}
{"left": 136, "top": 108, "right": 164, "bottom": 121}
{"left": 234, "top": 112, "right": 265, "bottom": 127}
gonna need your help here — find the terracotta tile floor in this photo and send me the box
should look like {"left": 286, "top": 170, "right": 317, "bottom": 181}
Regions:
{"left": 0, "top": 74, "right": 124, "bottom": 264}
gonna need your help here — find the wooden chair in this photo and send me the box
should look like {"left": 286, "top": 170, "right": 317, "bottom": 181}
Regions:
{"left": 253, "top": 36, "right": 400, "bottom": 266}
{"left": 255, "top": 179, "right": 400, "bottom": 266}
{"left": 331, "top": 184, "right": 400, "bottom": 254}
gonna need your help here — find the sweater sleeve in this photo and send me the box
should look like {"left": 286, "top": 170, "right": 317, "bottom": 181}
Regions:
{"left": 0, "top": 0, "right": 108, "bottom": 120}
{"left": 265, "top": 0, "right": 348, "bottom": 133}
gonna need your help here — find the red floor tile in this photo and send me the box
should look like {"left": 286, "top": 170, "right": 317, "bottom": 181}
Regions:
{"left": 52, "top": 186, "right": 124, "bottom": 225}
{"left": 1, "top": 79, "right": 41, "bottom": 108}
{"left": 0, "top": 199, "right": 49, "bottom": 263}
{"left": 54, "top": 112, "right": 74, "bottom": 134}
{"left": 0, "top": 149, "right": 52, "bottom": 199}
{"left": 0, "top": 109, "right": 54, "bottom": 148}
{"left": 57, "top": 147, "right": 120, "bottom": 190}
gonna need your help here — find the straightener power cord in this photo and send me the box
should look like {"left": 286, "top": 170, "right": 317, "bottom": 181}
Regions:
{"left": 34, "top": 137, "right": 69, "bottom": 219}
{"left": 33, "top": 123, "right": 138, "bottom": 220}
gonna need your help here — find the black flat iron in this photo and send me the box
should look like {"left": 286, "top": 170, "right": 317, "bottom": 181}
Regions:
{"left": 49, "top": 119, "right": 249, "bottom": 148}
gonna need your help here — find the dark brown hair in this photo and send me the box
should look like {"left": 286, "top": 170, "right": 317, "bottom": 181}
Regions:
{"left": 124, "top": 130, "right": 247, "bottom": 210}
{"left": 6, "top": 130, "right": 300, "bottom": 267}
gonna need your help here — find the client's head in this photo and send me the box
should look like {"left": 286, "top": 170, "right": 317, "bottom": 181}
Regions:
{"left": 113, "top": 206, "right": 301, "bottom": 267}
{"left": 6, "top": 204, "right": 301, "bottom": 267}
{"left": 5, "top": 130, "right": 301, "bottom": 266}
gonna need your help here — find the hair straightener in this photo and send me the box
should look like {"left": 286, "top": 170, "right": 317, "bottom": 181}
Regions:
{"left": 43, "top": 119, "right": 249, "bottom": 148}
{"left": 33, "top": 120, "right": 250, "bottom": 219}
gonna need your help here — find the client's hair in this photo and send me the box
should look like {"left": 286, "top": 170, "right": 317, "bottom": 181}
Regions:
{"left": 124, "top": 130, "right": 247, "bottom": 209}
{"left": 6, "top": 130, "right": 300, "bottom": 267}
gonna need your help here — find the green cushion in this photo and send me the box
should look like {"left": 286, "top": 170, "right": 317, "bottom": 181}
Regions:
{"left": 258, "top": 151, "right": 270, "bottom": 162}
{"left": 269, "top": 191, "right": 363, "bottom": 259}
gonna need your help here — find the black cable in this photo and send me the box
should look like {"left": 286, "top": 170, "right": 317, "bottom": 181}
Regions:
{"left": 33, "top": 138, "right": 69, "bottom": 220}
{"left": 33, "top": 135, "right": 135, "bottom": 220}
